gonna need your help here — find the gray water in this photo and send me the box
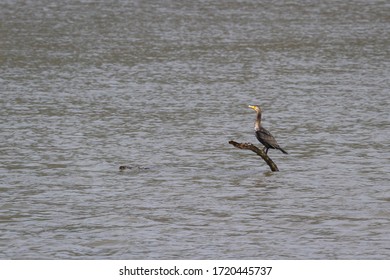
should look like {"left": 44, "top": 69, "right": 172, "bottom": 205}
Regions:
{"left": 1, "top": 0, "right": 389, "bottom": 259}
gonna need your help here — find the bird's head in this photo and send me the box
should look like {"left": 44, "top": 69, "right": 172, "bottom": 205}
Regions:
{"left": 248, "top": 105, "right": 262, "bottom": 113}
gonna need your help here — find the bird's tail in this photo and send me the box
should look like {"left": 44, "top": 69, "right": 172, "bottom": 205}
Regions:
{"left": 279, "top": 147, "right": 288, "bottom": 154}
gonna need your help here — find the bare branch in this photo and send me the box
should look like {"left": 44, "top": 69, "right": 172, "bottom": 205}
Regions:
{"left": 229, "top": 140, "right": 279, "bottom": 172}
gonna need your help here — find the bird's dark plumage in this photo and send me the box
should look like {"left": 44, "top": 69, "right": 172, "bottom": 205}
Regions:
{"left": 248, "top": 105, "right": 288, "bottom": 155}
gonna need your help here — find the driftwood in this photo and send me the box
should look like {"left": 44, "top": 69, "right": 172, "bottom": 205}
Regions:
{"left": 229, "top": 140, "right": 279, "bottom": 172}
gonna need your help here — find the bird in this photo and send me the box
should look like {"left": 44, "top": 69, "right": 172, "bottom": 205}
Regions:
{"left": 248, "top": 105, "right": 288, "bottom": 155}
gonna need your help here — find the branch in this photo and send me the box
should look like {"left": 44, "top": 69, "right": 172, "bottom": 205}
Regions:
{"left": 229, "top": 140, "right": 279, "bottom": 172}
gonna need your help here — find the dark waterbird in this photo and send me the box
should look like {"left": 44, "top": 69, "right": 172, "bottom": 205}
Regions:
{"left": 248, "top": 105, "right": 288, "bottom": 155}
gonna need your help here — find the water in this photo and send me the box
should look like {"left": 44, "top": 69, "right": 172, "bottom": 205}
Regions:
{"left": 1, "top": 0, "right": 389, "bottom": 259}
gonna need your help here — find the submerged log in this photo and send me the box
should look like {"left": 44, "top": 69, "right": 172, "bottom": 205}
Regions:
{"left": 229, "top": 140, "right": 279, "bottom": 172}
{"left": 119, "top": 165, "right": 150, "bottom": 171}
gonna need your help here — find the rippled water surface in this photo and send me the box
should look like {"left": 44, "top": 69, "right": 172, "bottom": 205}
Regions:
{"left": 1, "top": 0, "right": 389, "bottom": 259}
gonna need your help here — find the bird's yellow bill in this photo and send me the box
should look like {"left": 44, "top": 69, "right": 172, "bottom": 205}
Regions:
{"left": 248, "top": 105, "right": 256, "bottom": 110}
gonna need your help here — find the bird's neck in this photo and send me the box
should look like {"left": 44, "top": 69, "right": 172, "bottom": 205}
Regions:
{"left": 254, "top": 112, "right": 262, "bottom": 130}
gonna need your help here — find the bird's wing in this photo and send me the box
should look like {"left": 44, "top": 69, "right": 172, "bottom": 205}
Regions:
{"left": 258, "top": 127, "right": 280, "bottom": 148}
